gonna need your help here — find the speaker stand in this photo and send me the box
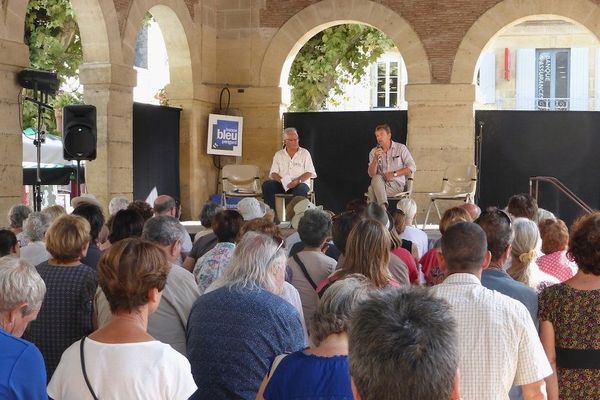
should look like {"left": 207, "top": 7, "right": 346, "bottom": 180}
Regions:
{"left": 75, "top": 159, "right": 82, "bottom": 197}
{"left": 24, "top": 90, "right": 53, "bottom": 211}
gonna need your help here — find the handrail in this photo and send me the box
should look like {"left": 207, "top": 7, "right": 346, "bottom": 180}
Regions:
{"left": 529, "top": 176, "right": 594, "bottom": 215}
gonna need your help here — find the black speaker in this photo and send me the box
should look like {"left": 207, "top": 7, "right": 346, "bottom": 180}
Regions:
{"left": 17, "top": 69, "right": 59, "bottom": 94}
{"left": 63, "top": 105, "right": 97, "bottom": 161}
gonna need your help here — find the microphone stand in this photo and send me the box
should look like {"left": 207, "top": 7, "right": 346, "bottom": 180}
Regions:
{"left": 475, "top": 120, "right": 484, "bottom": 204}
{"left": 24, "top": 86, "right": 54, "bottom": 211}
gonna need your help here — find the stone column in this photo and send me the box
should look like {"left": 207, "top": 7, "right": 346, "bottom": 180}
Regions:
{"left": 228, "top": 86, "right": 283, "bottom": 176}
{"left": 79, "top": 63, "right": 137, "bottom": 211}
{"left": 405, "top": 83, "right": 476, "bottom": 221}
{"left": 0, "top": 40, "right": 30, "bottom": 216}
{"left": 167, "top": 83, "right": 218, "bottom": 220}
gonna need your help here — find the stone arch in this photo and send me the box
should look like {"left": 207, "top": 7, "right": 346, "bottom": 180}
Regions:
{"left": 71, "top": 0, "right": 122, "bottom": 64}
{"left": 121, "top": 0, "right": 195, "bottom": 98}
{"left": 451, "top": 0, "right": 600, "bottom": 83}
{"left": 259, "top": 0, "right": 431, "bottom": 87}
{"left": 2, "top": 0, "right": 120, "bottom": 63}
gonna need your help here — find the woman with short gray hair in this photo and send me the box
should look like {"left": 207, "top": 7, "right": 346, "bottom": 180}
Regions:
{"left": 257, "top": 275, "right": 371, "bottom": 400}
{"left": 8, "top": 204, "right": 32, "bottom": 247}
{"left": 20, "top": 212, "right": 51, "bottom": 266}
{"left": 0, "top": 256, "right": 47, "bottom": 398}
{"left": 187, "top": 232, "right": 305, "bottom": 399}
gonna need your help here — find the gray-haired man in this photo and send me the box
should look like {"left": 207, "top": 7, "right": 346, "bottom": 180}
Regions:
{"left": 349, "top": 288, "right": 461, "bottom": 400}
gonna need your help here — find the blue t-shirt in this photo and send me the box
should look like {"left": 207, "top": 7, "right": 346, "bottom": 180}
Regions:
{"left": 264, "top": 351, "right": 353, "bottom": 400}
{"left": 186, "top": 286, "right": 304, "bottom": 400}
{"left": 0, "top": 329, "right": 47, "bottom": 400}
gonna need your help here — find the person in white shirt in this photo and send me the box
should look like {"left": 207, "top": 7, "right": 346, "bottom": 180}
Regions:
{"left": 49, "top": 238, "right": 197, "bottom": 399}
{"left": 367, "top": 124, "right": 416, "bottom": 208}
{"left": 396, "top": 198, "right": 428, "bottom": 258}
{"left": 262, "top": 127, "right": 317, "bottom": 220}
{"left": 431, "top": 222, "right": 552, "bottom": 400}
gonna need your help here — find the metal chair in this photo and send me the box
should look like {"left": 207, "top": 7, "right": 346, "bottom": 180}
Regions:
{"left": 388, "top": 171, "right": 415, "bottom": 201}
{"left": 422, "top": 164, "right": 477, "bottom": 228}
{"left": 275, "top": 178, "right": 316, "bottom": 222}
{"left": 221, "top": 164, "right": 261, "bottom": 206}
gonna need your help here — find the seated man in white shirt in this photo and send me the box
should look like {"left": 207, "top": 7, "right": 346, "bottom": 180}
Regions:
{"left": 431, "top": 222, "right": 552, "bottom": 400}
{"left": 367, "top": 124, "right": 416, "bottom": 208}
{"left": 262, "top": 127, "right": 317, "bottom": 220}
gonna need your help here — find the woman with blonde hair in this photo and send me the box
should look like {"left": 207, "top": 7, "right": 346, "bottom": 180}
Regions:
{"left": 508, "top": 217, "right": 558, "bottom": 291}
{"left": 23, "top": 214, "right": 97, "bottom": 379}
{"left": 48, "top": 238, "right": 197, "bottom": 399}
{"left": 317, "top": 219, "right": 398, "bottom": 296}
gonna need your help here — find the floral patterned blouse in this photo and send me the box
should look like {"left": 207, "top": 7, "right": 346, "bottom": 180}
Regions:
{"left": 193, "top": 242, "right": 236, "bottom": 294}
{"left": 539, "top": 283, "right": 600, "bottom": 399}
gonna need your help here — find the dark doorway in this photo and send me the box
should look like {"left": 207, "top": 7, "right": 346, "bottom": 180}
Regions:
{"left": 133, "top": 102, "right": 181, "bottom": 202}
{"left": 284, "top": 111, "right": 407, "bottom": 213}
{"left": 476, "top": 110, "right": 600, "bottom": 225}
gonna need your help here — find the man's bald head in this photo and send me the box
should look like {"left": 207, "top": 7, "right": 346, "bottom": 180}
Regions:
{"left": 460, "top": 203, "right": 481, "bottom": 220}
{"left": 154, "top": 195, "right": 177, "bottom": 216}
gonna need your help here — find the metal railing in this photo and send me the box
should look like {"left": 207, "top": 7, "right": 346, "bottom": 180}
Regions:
{"left": 529, "top": 176, "right": 594, "bottom": 215}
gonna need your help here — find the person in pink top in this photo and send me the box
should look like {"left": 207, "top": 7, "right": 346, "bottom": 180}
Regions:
{"left": 537, "top": 219, "right": 577, "bottom": 282}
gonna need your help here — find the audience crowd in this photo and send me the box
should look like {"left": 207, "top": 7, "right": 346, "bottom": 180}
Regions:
{"left": 1, "top": 190, "right": 598, "bottom": 400}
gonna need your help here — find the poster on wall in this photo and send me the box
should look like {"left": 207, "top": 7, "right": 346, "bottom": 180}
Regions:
{"left": 206, "top": 114, "right": 243, "bottom": 156}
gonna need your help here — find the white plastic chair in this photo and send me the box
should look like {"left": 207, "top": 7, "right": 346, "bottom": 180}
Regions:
{"left": 422, "top": 164, "right": 477, "bottom": 228}
{"left": 221, "top": 164, "right": 261, "bottom": 206}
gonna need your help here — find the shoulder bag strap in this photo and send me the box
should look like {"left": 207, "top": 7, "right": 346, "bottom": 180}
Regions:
{"left": 292, "top": 253, "right": 317, "bottom": 290}
{"left": 80, "top": 336, "right": 99, "bottom": 400}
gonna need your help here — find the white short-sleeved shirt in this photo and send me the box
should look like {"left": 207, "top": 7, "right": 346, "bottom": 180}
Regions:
{"left": 401, "top": 225, "right": 429, "bottom": 258}
{"left": 269, "top": 147, "right": 317, "bottom": 183}
{"left": 431, "top": 273, "right": 552, "bottom": 400}
{"left": 48, "top": 338, "right": 197, "bottom": 400}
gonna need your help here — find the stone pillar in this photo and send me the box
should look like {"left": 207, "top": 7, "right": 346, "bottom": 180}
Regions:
{"left": 167, "top": 83, "right": 218, "bottom": 220}
{"left": 79, "top": 63, "right": 137, "bottom": 211}
{"left": 229, "top": 86, "right": 283, "bottom": 176}
{"left": 405, "top": 83, "right": 476, "bottom": 222}
{"left": 0, "top": 40, "right": 30, "bottom": 217}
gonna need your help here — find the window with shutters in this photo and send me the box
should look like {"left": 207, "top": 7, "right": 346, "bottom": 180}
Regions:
{"left": 535, "top": 49, "right": 570, "bottom": 110}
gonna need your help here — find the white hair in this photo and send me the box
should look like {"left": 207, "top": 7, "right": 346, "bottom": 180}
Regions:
{"left": 109, "top": 196, "right": 130, "bottom": 216}
{"left": 282, "top": 127, "right": 298, "bottom": 142}
{"left": 397, "top": 198, "right": 417, "bottom": 222}
{"left": 0, "top": 256, "right": 46, "bottom": 316}
{"left": 23, "top": 212, "right": 51, "bottom": 242}
{"left": 213, "top": 232, "right": 286, "bottom": 293}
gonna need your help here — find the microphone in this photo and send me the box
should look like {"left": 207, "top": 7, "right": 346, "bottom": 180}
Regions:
{"left": 376, "top": 144, "right": 382, "bottom": 165}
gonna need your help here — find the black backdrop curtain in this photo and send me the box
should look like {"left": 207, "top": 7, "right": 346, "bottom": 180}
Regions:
{"left": 284, "top": 111, "right": 408, "bottom": 213}
{"left": 133, "top": 102, "right": 181, "bottom": 202}
{"left": 476, "top": 110, "right": 600, "bottom": 226}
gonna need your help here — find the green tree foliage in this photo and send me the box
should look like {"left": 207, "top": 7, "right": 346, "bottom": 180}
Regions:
{"left": 288, "top": 24, "right": 394, "bottom": 111}
{"left": 23, "top": 0, "right": 83, "bottom": 132}
{"left": 25, "top": 0, "right": 82, "bottom": 79}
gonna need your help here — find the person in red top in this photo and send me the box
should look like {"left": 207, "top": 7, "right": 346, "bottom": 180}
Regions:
{"left": 420, "top": 207, "right": 472, "bottom": 286}
{"left": 537, "top": 218, "right": 577, "bottom": 282}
